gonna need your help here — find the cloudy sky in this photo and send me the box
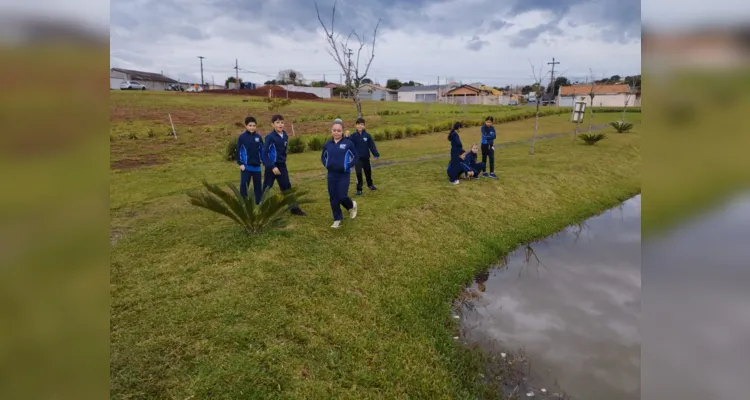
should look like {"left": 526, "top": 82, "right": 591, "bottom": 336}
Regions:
{"left": 106, "top": 0, "right": 644, "bottom": 87}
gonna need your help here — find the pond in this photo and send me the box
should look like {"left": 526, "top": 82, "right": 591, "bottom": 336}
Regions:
{"left": 456, "top": 195, "right": 641, "bottom": 399}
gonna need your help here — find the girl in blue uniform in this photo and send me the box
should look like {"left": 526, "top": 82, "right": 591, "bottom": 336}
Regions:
{"left": 321, "top": 120, "right": 359, "bottom": 228}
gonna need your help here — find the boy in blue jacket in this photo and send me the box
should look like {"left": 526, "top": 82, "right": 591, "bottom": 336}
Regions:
{"left": 321, "top": 120, "right": 358, "bottom": 228}
{"left": 447, "top": 149, "right": 474, "bottom": 185}
{"left": 237, "top": 116, "right": 264, "bottom": 204}
{"left": 480, "top": 116, "right": 499, "bottom": 179}
{"left": 349, "top": 117, "right": 380, "bottom": 195}
{"left": 262, "top": 114, "right": 306, "bottom": 216}
{"left": 464, "top": 144, "right": 485, "bottom": 179}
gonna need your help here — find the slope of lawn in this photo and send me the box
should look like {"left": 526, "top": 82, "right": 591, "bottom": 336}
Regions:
{"left": 110, "top": 114, "right": 640, "bottom": 399}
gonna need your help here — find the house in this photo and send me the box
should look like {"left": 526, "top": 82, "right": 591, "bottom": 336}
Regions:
{"left": 444, "top": 84, "right": 494, "bottom": 105}
{"left": 397, "top": 84, "right": 456, "bottom": 102}
{"left": 359, "top": 83, "right": 397, "bottom": 101}
{"left": 557, "top": 84, "right": 640, "bottom": 107}
{"left": 110, "top": 68, "right": 180, "bottom": 91}
{"left": 323, "top": 83, "right": 339, "bottom": 89}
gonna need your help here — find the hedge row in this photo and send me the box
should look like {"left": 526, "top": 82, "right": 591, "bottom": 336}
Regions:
{"left": 227, "top": 106, "right": 641, "bottom": 159}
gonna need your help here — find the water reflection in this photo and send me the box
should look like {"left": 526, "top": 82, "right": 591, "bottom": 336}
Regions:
{"left": 459, "top": 195, "right": 641, "bottom": 400}
{"left": 642, "top": 193, "right": 750, "bottom": 400}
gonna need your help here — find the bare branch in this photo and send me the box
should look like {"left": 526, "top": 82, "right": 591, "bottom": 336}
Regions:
{"left": 360, "top": 19, "right": 381, "bottom": 79}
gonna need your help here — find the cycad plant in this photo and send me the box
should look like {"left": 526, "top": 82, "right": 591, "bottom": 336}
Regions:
{"left": 610, "top": 120, "right": 634, "bottom": 133}
{"left": 579, "top": 133, "right": 606, "bottom": 145}
{"left": 188, "top": 181, "right": 311, "bottom": 235}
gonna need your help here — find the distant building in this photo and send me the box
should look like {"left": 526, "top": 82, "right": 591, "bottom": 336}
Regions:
{"left": 557, "top": 84, "right": 639, "bottom": 107}
{"left": 397, "top": 84, "right": 456, "bottom": 102}
{"left": 359, "top": 83, "right": 397, "bottom": 101}
{"left": 110, "top": 68, "right": 180, "bottom": 91}
{"left": 323, "top": 83, "right": 339, "bottom": 89}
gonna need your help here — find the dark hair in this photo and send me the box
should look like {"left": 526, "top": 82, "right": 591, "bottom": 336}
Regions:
{"left": 244, "top": 116, "right": 257, "bottom": 125}
{"left": 458, "top": 148, "right": 466, "bottom": 155}
{"left": 452, "top": 122, "right": 463, "bottom": 130}
{"left": 271, "top": 114, "right": 284, "bottom": 123}
{"left": 485, "top": 116, "right": 494, "bottom": 122}
{"left": 355, "top": 117, "right": 365, "bottom": 125}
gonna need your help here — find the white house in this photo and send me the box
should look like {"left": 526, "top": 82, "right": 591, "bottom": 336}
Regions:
{"left": 397, "top": 84, "right": 456, "bottom": 102}
{"left": 359, "top": 83, "right": 397, "bottom": 101}
{"left": 557, "top": 84, "right": 640, "bottom": 107}
{"left": 110, "top": 68, "right": 180, "bottom": 91}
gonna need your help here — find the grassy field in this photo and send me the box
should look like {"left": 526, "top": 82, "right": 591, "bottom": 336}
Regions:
{"left": 110, "top": 93, "right": 640, "bottom": 399}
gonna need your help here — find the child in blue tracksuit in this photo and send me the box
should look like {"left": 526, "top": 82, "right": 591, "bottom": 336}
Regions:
{"left": 448, "top": 121, "right": 464, "bottom": 161}
{"left": 480, "top": 116, "right": 498, "bottom": 179}
{"left": 464, "top": 144, "right": 485, "bottom": 179}
{"left": 321, "top": 120, "right": 359, "bottom": 228}
{"left": 349, "top": 117, "right": 380, "bottom": 195}
{"left": 237, "top": 116, "right": 264, "bottom": 204}
{"left": 262, "top": 114, "right": 306, "bottom": 216}
{"left": 447, "top": 148, "right": 473, "bottom": 184}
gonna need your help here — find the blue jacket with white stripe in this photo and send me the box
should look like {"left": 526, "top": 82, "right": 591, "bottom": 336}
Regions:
{"left": 262, "top": 130, "right": 289, "bottom": 167}
{"left": 321, "top": 138, "right": 358, "bottom": 174}
{"left": 481, "top": 125, "right": 496, "bottom": 145}
{"left": 237, "top": 131, "right": 264, "bottom": 171}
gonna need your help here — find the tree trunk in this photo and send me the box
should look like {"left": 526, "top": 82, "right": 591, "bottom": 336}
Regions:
{"left": 531, "top": 101, "right": 540, "bottom": 155}
{"left": 353, "top": 88, "right": 363, "bottom": 118}
{"left": 588, "top": 95, "right": 595, "bottom": 133}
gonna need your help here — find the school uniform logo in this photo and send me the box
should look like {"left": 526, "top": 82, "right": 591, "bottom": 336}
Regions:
{"left": 339, "top": 144, "right": 347, "bottom": 149}
{"left": 255, "top": 137, "right": 260, "bottom": 142}
{"left": 364, "top": 138, "right": 368, "bottom": 141}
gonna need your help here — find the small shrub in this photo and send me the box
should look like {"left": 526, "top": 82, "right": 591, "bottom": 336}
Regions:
{"left": 128, "top": 132, "right": 138, "bottom": 140}
{"left": 307, "top": 136, "right": 325, "bottom": 151}
{"left": 383, "top": 128, "right": 393, "bottom": 140}
{"left": 234, "top": 121, "right": 244, "bottom": 127}
{"left": 426, "top": 124, "right": 435, "bottom": 133}
{"left": 204, "top": 127, "right": 212, "bottom": 133}
{"left": 414, "top": 125, "right": 428, "bottom": 135}
{"left": 393, "top": 127, "right": 404, "bottom": 139}
{"left": 404, "top": 126, "right": 414, "bottom": 137}
{"left": 579, "top": 133, "right": 606, "bottom": 145}
{"left": 225, "top": 137, "right": 238, "bottom": 161}
{"left": 610, "top": 121, "right": 634, "bottom": 133}
{"left": 187, "top": 182, "right": 312, "bottom": 235}
{"left": 187, "top": 127, "right": 193, "bottom": 133}
{"left": 288, "top": 136, "right": 306, "bottom": 153}
{"left": 372, "top": 132, "right": 385, "bottom": 141}
{"left": 147, "top": 128, "right": 155, "bottom": 138}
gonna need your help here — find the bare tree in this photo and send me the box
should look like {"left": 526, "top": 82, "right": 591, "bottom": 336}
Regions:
{"left": 528, "top": 60, "right": 551, "bottom": 156}
{"left": 315, "top": 0, "right": 381, "bottom": 118}
{"left": 621, "top": 76, "right": 640, "bottom": 122}
{"left": 276, "top": 69, "right": 303, "bottom": 85}
{"left": 586, "top": 68, "right": 606, "bottom": 133}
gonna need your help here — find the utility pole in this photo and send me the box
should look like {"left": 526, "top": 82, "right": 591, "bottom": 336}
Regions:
{"left": 233, "top": 58, "right": 240, "bottom": 93}
{"left": 437, "top": 76, "right": 440, "bottom": 103}
{"left": 547, "top": 57, "right": 560, "bottom": 96}
{"left": 197, "top": 56, "right": 205, "bottom": 87}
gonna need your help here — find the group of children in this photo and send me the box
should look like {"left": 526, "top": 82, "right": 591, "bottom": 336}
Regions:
{"left": 236, "top": 113, "right": 498, "bottom": 228}
{"left": 446, "top": 116, "right": 499, "bottom": 184}
{"left": 236, "top": 115, "right": 380, "bottom": 228}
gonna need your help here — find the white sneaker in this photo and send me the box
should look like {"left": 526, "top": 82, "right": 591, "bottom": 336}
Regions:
{"left": 349, "top": 201, "right": 358, "bottom": 219}
{"left": 331, "top": 220, "right": 342, "bottom": 229}
{"left": 450, "top": 180, "right": 460, "bottom": 185}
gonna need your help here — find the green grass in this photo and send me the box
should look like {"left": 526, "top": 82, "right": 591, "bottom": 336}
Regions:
{"left": 111, "top": 107, "right": 640, "bottom": 398}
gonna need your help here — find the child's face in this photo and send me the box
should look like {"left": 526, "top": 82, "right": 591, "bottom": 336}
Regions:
{"left": 459, "top": 152, "right": 467, "bottom": 160}
{"left": 245, "top": 122, "right": 256, "bottom": 132}
{"left": 485, "top": 120, "right": 493, "bottom": 127}
{"left": 273, "top": 119, "right": 285, "bottom": 132}
{"left": 331, "top": 124, "right": 343, "bottom": 140}
{"left": 471, "top": 146, "right": 478, "bottom": 153}
{"left": 356, "top": 123, "right": 365, "bottom": 132}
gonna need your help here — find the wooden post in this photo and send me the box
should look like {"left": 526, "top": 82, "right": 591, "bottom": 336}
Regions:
{"left": 168, "top": 113, "right": 177, "bottom": 138}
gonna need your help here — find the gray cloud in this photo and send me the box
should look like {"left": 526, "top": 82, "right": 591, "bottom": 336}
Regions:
{"left": 466, "top": 36, "right": 490, "bottom": 51}
{"left": 508, "top": 20, "right": 564, "bottom": 48}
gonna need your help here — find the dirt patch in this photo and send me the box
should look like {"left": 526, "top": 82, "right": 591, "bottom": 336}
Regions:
{"left": 111, "top": 154, "right": 166, "bottom": 170}
{"left": 201, "top": 85, "right": 322, "bottom": 100}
